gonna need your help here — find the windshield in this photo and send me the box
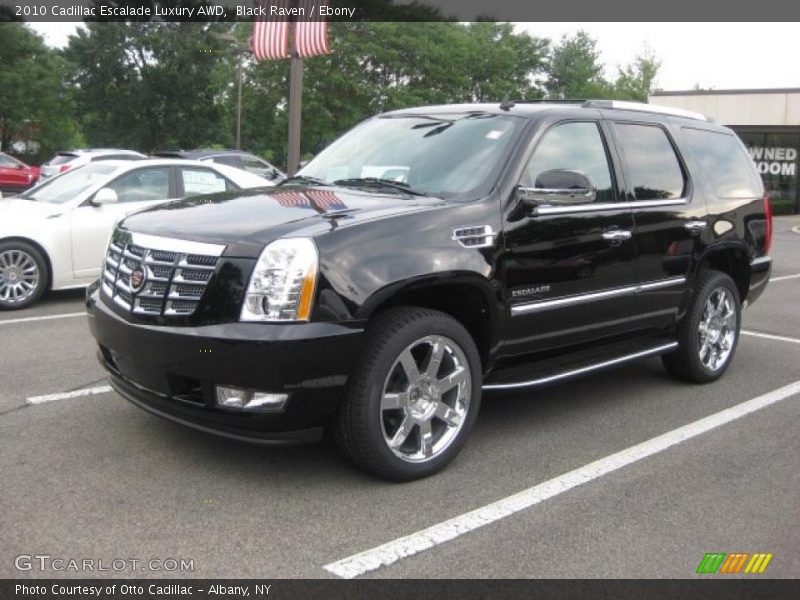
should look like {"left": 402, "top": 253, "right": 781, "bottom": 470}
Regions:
{"left": 20, "top": 163, "right": 120, "bottom": 204}
{"left": 298, "top": 113, "right": 522, "bottom": 198}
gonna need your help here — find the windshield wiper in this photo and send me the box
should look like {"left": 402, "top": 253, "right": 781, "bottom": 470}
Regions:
{"left": 333, "top": 177, "right": 427, "bottom": 196}
{"left": 278, "top": 175, "right": 328, "bottom": 186}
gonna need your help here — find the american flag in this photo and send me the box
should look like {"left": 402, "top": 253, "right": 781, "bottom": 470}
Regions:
{"left": 251, "top": 0, "right": 290, "bottom": 61}
{"left": 306, "top": 189, "right": 347, "bottom": 211}
{"left": 294, "top": 0, "right": 333, "bottom": 58}
{"left": 271, "top": 191, "right": 310, "bottom": 208}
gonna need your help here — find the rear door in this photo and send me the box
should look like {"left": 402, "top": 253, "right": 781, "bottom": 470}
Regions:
{"left": 607, "top": 118, "right": 707, "bottom": 330}
{"left": 501, "top": 118, "right": 639, "bottom": 355}
{"left": 71, "top": 166, "right": 176, "bottom": 279}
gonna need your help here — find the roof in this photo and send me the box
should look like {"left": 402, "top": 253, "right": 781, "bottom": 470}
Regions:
{"left": 380, "top": 100, "right": 710, "bottom": 122}
{"left": 152, "top": 149, "right": 248, "bottom": 158}
{"left": 652, "top": 88, "right": 800, "bottom": 97}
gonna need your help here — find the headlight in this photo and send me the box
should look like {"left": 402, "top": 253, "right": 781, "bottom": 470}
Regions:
{"left": 241, "top": 237, "right": 318, "bottom": 322}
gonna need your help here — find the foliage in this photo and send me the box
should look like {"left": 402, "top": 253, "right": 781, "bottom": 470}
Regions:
{"left": 613, "top": 47, "right": 661, "bottom": 102}
{"left": 0, "top": 23, "right": 82, "bottom": 161}
{"left": 64, "top": 21, "right": 234, "bottom": 153}
{"left": 4, "top": 19, "right": 662, "bottom": 170}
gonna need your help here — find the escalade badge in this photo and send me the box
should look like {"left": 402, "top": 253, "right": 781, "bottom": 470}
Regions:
{"left": 129, "top": 267, "right": 146, "bottom": 293}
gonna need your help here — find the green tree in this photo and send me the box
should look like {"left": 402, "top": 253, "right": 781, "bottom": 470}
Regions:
{"left": 0, "top": 23, "right": 82, "bottom": 160}
{"left": 65, "top": 21, "right": 234, "bottom": 152}
{"left": 242, "top": 21, "right": 548, "bottom": 168}
{"left": 545, "top": 31, "right": 611, "bottom": 99}
{"left": 614, "top": 47, "right": 661, "bottom": 101}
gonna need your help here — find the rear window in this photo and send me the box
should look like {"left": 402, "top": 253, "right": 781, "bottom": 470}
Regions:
{"left": 48, "top": 153, "right": 78, "bottom": 166}
{"left": 682, "top": 128, "right": 763, "bottom": 199}
{"left": 614, "top": 123, "right": 685, "bottom": 200}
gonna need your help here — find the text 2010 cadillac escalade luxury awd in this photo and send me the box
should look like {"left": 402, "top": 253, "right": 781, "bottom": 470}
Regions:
{"left": 86, "top": 100, "right": 772, "bottom": 480}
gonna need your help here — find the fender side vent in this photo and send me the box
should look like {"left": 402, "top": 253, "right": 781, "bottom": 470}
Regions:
{"left": 452, "top": 225, "right": 495, "bottom": 248}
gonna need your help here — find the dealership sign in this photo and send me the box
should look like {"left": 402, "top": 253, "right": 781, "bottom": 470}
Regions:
{"left": 748, "top": 146, "right": 797, "bottom": 176}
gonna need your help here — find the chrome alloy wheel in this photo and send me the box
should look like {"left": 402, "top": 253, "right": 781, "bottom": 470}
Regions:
{"left": 698, "top": 287, "right": 737, "bottom": 372}
{"left": 0, "top": 249, "right": 40, "bottom": 305}
{"left": 380, "top": 335, "right": 471, "bottom": 463}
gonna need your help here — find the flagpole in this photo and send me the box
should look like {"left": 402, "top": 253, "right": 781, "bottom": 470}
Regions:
{"left": 287, "top": 22, "right": 304, "bottom": 176}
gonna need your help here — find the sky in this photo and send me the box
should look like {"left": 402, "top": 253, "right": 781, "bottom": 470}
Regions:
{"left": 28, "top": 21, "right": 800, "bottom": 92}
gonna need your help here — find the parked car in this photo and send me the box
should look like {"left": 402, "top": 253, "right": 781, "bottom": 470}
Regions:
{"left": 39, "top": 149, "right": 147, "bottom": 181}
{"left": 86, "top": 100, "right": 772, "bottom": 481}
{"left": 152, "top": 149, "right": 285, "bottom": 182}
{"left": 0, "top": 152, "right": 40, "bottom": 195}
{"left": 0, "top": 159, "right": 272, "bottom": 309}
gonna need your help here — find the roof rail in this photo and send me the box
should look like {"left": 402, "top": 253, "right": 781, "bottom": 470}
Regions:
{"left": 581, "top": 100, "right": 709, "bottom": 122}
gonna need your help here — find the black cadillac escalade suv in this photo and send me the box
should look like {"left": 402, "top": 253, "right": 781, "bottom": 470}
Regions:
{"left": 86, "top": 100, "right": 772, "bottom": 481}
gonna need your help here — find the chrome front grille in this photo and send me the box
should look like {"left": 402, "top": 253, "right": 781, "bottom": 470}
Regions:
{"left": 101, "top": 232, "right": 225, "bottom": 317}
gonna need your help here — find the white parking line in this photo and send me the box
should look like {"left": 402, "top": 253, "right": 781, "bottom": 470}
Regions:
{"left": 0, "top": 312, "right": 84, "bottom": 326}
{"left": 26, "top": 385, "right": 112, "bottom": 405}
{"left": 323, "top": 379, "right": 800, "bottom": 579}
{"left": 770, "top": 273, "right": 800, "bottom": 282}
{"left": 742, "top": 330, "right": 800, "bottom": 345}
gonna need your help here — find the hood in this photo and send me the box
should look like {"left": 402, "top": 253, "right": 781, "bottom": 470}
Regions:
{"left": 118, "top": 185, "right": 447, "bottom": 254}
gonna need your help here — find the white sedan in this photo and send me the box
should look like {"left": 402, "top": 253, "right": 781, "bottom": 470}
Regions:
{"left": 0, "top": 159, "right": 273, "bottom": 309}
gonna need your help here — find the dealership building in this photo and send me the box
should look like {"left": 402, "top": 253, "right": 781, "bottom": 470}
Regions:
{"left": 649, "top": 88, "right": 800, "bottom": 214}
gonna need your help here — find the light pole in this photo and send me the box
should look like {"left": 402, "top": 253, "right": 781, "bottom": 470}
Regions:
{"left": 213, "top": 32, "right": 248, "bottom": 150}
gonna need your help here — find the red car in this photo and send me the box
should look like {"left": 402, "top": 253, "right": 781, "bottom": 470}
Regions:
{"left": 0, "top": 152, "right": 40, "bottom": 195}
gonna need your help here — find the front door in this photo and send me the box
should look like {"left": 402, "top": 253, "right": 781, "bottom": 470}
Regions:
{"left": 72, "top": 166, "right": 174, "bottom": 279}
{"left": 501, "top": 120, "right": 638, "bottom": 358}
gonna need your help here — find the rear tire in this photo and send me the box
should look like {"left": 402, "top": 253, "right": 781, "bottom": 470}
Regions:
{"left": 0, "top": 241, "right": 48, "bottom": 310}
{"left": 333, "top": 306, "right": 482, "bottom": 481}
{"left": 662, "top": 270, "right": 741, "bottom": 383}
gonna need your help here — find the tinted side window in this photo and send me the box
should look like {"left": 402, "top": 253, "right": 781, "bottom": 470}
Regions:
{"left": 106, "top": 167, "right": 171, "bottom": 203}
{"left": 614, "top": 124, "right": 685, "bottom": 200}
{"left": 210, "top": 155, "right": 241, "bottom": 168}
{"left": 682, "top": 128, "right": 763, "bottom": 199}
{"left": 522, "top": 122, "right": 615, "bottom": 203}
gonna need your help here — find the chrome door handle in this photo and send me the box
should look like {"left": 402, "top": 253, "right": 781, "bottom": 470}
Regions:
{"left": 684, "top": 220, "right": 707, "bottom": 234}
{"left": 602, "top": 230, "right": 632, "bottom": 242}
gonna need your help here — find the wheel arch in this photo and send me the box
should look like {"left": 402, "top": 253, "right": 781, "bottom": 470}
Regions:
{"left": 358, "top": 273, "right": 500, "bottom": 372}
{"left": 694, "top": 243, "right": 750, "bottom": 303}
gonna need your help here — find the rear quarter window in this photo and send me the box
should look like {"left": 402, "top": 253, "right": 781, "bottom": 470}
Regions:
{"left": 681, "top": 128, "right": 763, "bottom": 199}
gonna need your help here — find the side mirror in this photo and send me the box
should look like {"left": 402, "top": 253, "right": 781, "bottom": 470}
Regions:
{"left": 92, "top": 187, "right": 119, "bottom": 206}
{"left": 517, "top": 169, "right": 597, "bottom": 209}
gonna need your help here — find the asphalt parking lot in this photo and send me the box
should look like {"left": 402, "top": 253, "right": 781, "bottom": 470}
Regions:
{"left": 1, "top": 217, "right": 798, "bottom": 580}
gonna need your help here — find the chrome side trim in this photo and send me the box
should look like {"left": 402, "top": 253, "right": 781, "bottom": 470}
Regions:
{"left": 750, "top": 256, "right": 772, "bottom": 267}
{"left": 124, "top": 231, "right": 226, "bottom": 257}
{"left": 482, "top": 342, "right": 678, "bottom": 391}
{"left": 533, "top": 198, "right": 686, "bottom": 216}
{"left": 511, "top": 276, "right": 685, "bottom": 316}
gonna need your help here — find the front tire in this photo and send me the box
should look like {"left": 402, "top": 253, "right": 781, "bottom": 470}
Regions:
{"left": 0, "top": 241, "right": 48, "bottom": 310}
{"left": 662, "top": 270, "right": 741, "bottom": 383}
{"left": 333, "top": 307, "right": 482, "bottom": 481}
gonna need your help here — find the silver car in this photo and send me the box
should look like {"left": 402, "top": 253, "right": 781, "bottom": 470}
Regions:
{"left": 39, "top": 148, "right": 147, "bottom": 181}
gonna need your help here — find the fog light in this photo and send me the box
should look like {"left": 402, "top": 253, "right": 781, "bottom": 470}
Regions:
{"left": 215, "top": 386, "right": 288, "bottom": 412}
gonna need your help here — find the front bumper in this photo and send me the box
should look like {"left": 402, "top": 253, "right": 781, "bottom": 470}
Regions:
{"left": 86, "top": 286, "right": 364, "bottom": 443}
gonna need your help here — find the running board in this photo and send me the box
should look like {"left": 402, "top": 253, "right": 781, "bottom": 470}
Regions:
{"left": 482, "top": 341, "right": 678, "bottom": 391}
